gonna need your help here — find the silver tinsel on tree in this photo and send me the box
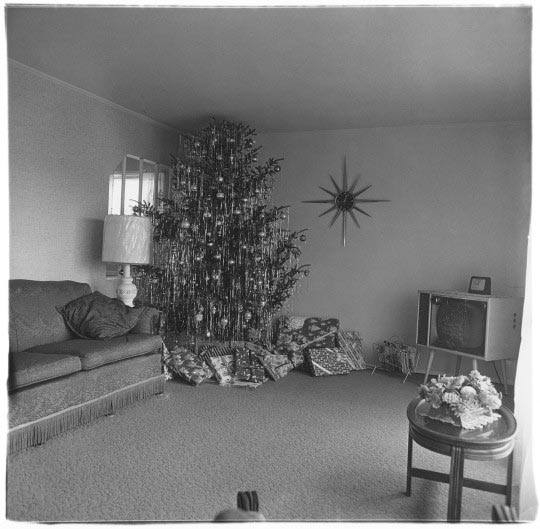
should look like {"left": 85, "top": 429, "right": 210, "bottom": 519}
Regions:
{"left": 134, "top": 119, "right": 309, "bottom": 343}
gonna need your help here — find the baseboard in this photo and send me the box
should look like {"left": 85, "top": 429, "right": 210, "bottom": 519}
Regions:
{"left": 8, "top": 375, "right": 165, "bottom": 454}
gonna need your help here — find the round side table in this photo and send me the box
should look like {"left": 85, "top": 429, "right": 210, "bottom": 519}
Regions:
{"left": 406, "top": 397, "right": 517, "bottom": 522}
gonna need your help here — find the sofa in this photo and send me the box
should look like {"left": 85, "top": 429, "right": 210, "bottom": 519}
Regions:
{"left": 8, "top": 280, "right": 165, "bottom": 453}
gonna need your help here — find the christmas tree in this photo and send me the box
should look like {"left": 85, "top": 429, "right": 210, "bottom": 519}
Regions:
{"left": 134, "top": 119, "right": 309, "bottom": 343}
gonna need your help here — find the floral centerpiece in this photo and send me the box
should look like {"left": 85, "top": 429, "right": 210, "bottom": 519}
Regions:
{"left": 418, "top": 370, "right": 502, "bottom": 429}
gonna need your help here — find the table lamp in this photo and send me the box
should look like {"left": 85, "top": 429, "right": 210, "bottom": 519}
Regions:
{"left": 102, "top": 214, "right": 153, "bottom": 306}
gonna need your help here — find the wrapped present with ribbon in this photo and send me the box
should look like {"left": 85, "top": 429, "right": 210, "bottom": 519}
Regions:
{"left": 337, "top": 330, "right": 367, "bottom": 370}
{"left": 305, "top": 348, "right": 352, "bottom": 377}
{"left": 164, "top": 346, "right": 213, "bottom": 386}
{"left": 200, "top": 346, "right": 236, "bottom": 385}
{"left": 274, "top": 317, "right": 340, "bottom": 360}
{"left": 242, "top": 342, "right": 284, "bottom": 381}
{"left": 255, "top": 352, "right": 294, "bottom": 381}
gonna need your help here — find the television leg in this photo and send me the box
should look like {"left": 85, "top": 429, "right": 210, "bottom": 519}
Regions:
{"left": 454, "top": 356, "right": 462, "bottom": 376}
{"left": 423, "top": 350, "right": 435, "bottom": 384}
{"left": 471, "top": 359, "right": 478, "bottom": 371}
{"left": 493, "top": 360, "right": 509, "bottom": 396}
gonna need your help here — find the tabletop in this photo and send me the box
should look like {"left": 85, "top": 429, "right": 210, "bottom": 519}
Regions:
{"left": 407, "top": 397, "right": 517, "bottom": 450}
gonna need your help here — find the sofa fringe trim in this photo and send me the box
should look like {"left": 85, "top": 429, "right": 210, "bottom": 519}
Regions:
{"left": 8, "top": 375, "right": 165, "bottom": 454}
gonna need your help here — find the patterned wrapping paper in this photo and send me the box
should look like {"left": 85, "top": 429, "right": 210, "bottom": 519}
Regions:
{"left": 274, "top": 359, "right": 295, "bottom": 378}
{"left": 235, "top": 348, "right": 267, "bottom": 383}
{"left": 274, "top": 317, "right": 340, "bottom": 357}
{"left": 200, "top": 345, "right": 268, "bottom": 386}
{"left": 256, "top": 353, "right": 294, "bottom": 380}
{"left": 336, "top": 331, "right": 367, "bottom": 370}
{"left": 205, "top": 354, "right": 236, "bottom": 385}
{"left": 288, "top": 351, "right": 307, "bottom": 369}
{"left": 305, "top": 348, "right": 352, "bottom": 377}
{"left": 164, "top": 345, "right": 213, "bottom": 386}
{"left": 303, "top": 318, "right": 339, "bottom": 348}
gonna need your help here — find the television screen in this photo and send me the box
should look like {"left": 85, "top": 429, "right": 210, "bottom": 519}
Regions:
{"left": 434, "top": 297, "right": 486, "bottom": 354}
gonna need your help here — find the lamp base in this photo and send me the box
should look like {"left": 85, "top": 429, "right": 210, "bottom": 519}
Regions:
{"left": 116, "top": 264, "right": 137, "bottom": 307}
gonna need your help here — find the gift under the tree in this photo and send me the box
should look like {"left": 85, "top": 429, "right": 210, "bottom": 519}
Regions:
{"left": 200, "top": 346, "right": 236, "bottom": 385}
{"left": 164, "top": 345, "right": 213, "bottom": 386}
{"left": 305, "top": 348, "right": 352, "bottom": 377}
{"left": 288, "top": 350, "right": 306, "bottom": 369}
{"left": 235, "top": 347, "right": 266, "bottom": 383}
{"left": 255, "top": 352, "right": 294, "bottom": 380}
{"left": 337, "top": 330, "right": 367, "bottom": 370}
{"left": 211, "top": 355, "right": 236, "bottom": 384}
{"left": 275, "top": 316, "right": 339, "bottom": 356}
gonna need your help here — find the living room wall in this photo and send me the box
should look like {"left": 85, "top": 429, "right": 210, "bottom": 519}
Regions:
{"left": 8, "top": 60, "right": 179, "bottom": 295}
{"left": 259, "top": 122, "right": 531, "bottom": 380}
{"left": 8, "top": 59, "right": 530, "bottom": 382}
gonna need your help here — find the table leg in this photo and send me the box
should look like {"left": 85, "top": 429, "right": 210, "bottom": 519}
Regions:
{"left": 424, "top": 350, "right": 435, "bottom": 384}
{"left": 471, "top": 358, "right": 478, "bottom": 371}
{"left": 506, "top": 451, "right": 514, "bottom": 506}
{"left": 448, "top": 445, "right": 464, "bottom": 522}
{"left": 406, "top": 430, "right": 413, "bottom": 496}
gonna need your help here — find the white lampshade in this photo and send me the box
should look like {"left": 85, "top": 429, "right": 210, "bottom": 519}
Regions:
{"left": 102, "top": 215, "right": 153, "bottom": 265}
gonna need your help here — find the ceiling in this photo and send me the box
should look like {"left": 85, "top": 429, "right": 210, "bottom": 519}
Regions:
{"left": 5, "top": 5, "right": 532, "bottom": 133}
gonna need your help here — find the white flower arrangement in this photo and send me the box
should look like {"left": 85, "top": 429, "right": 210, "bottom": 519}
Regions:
{"left": 418, "top": 370, "right": 502, "bottom": 429}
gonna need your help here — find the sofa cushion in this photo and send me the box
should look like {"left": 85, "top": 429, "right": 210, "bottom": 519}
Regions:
{"left": 56, "top": 291, "right": 148, "bottom": 340}
{"left": 24, "top": 333, "right": 163, "bottom": 370}
{"left": 9, "top": 280, "right": 92, "bottom": 353}
{"left": 8, "top": 351, "right": 82, "bottom": 391}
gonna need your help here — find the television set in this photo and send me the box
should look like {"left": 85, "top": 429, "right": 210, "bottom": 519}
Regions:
{"left": 416, "top": 290, "right": 523, "bottom": 362}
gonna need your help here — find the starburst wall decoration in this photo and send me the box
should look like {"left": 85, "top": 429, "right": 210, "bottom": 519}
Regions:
{"left": 303, "top": 157, "right": 390, "bottom": 246}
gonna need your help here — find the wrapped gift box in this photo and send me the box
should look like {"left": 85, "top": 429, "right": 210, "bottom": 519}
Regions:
{"left": 256, "top": 352, "right": 294, "bottom": 380}
{"left": 236, "top": 363, "right": 266, "bottom": 383}
{"left": 165, "top": 346, "right": 213, "bottom": 386}
{"left": 208, "top": 354, "right": 236, "bottom": 384}
{"left": 305, "top": 348, "right": 351, "bottom": 377}
{"left": 288, "top": 350, "right": 306, "bottom": 369}
{"left": 235, "top": 347, "right": 266, "bottom": 383}
{"left": 337, "top": 331, "right": 367, "bottom": 370}
{"left": 275, "top": 316, "right": 339, "bottom": 357}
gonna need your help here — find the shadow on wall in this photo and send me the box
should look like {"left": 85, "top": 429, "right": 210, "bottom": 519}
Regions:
{"left": 79, "top": 218, "right": 104, "bottom": 264}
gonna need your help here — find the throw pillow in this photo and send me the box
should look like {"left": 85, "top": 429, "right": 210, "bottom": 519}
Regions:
{"left": 56, "top": 291, "right": 147, "bottom": 340}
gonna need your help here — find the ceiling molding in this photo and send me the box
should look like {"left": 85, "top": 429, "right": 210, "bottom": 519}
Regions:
{"left": 9, "top": 59, "right": 181, "bottom": 134}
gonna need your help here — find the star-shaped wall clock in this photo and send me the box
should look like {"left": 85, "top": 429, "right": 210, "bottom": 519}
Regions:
{"left": 303, "top": 157, "right": 390, "bottom": 246}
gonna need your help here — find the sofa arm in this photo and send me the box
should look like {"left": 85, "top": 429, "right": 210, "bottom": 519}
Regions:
{"left": 131, "top": 307, "right": 162, "bottom": 335}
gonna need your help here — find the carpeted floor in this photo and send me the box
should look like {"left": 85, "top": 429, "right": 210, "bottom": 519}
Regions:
{"left": 6, "top": 369, "right": 513, "bottom": 522}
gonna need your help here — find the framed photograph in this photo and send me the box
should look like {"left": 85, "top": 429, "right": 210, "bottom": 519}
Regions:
{"left": 468, "top": 276, "right": 491, "bottom": 295}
